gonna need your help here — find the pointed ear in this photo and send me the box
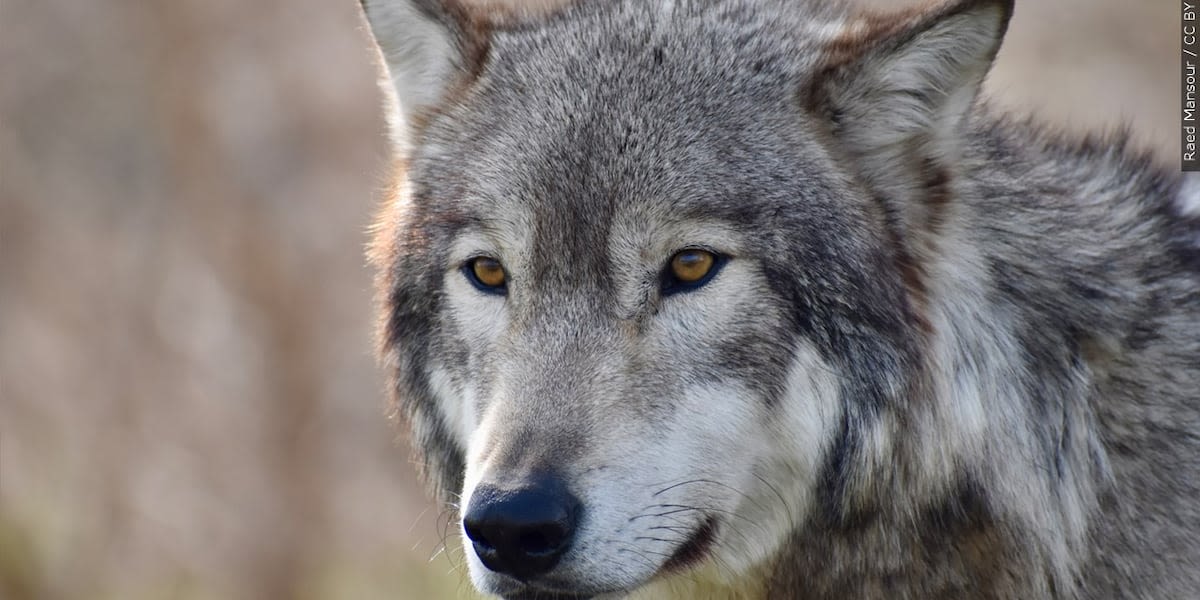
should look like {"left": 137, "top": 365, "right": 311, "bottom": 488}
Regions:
{"left": 807, "top": 0, "right": 1013, "bottom": 209}
{"left": 361, "top": 0, "right": 568, "bottom": 144}
{"left": 360, "top": 0, "right": 492, "bottom": 143}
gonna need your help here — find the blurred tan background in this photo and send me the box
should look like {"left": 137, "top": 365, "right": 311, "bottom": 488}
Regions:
{"left": 0, "top": 0, "right": 1181, "bottom": 599}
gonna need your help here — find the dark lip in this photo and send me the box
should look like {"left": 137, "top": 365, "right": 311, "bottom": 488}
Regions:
{"left": 658, "top": 515, "right": 719, "bottom": 574}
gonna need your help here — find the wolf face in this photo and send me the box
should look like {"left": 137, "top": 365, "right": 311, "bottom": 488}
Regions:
{"left": 363, "top": 0, "right": 1011, "bottom": 596}
{"left": 362, "top": 1, "right": 1200, "bottom": 598}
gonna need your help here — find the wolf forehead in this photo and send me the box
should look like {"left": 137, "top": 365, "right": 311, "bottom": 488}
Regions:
{"left": 401, "top": 5, "right": 882, "bottom": 268}
{"left": 431, "top": 0, "right": 831, "bottom": 130}
{"left": 408, "top": 0, "right": 847, "bottom": 208}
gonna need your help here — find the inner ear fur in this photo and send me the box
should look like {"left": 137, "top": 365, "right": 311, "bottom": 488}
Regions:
{"left": 805, "top": 0, "right": 1014, "bottom": 227}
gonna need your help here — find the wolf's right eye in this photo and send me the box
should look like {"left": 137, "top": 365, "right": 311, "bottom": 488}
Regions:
{"left": 464, "top": 257, "right": 507, "bottom": 294}
{"left": 661, "top": 248, "right": 724, "bottom": 296}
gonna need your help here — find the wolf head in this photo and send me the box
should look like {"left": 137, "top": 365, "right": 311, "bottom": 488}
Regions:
{"left": 363, "top": 0, "right": 1012, "bottom": 596}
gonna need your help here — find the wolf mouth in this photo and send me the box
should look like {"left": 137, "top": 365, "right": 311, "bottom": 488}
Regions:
{"left": 498, "top": 515, "right": 719, "bottom": 600}
{"left": 658, "top": 515, "right": 719, "bottom": 574}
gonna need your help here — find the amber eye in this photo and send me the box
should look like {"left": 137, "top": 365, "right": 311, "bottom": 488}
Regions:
{"left": 663, "top": 248, "right": 721, "bottom": 295}
{"left": 670, "top": 249, "right": 715, "bottom": 283}
{"left": 466, "top": 256, "right": 507, "bottom": 292}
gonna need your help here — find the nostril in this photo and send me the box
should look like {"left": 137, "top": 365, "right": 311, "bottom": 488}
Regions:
{"left": 462, "top": 474, "right": 582, "bottom": 581}
{"left": 463, "top": 521, "right": 495, "bottom": 551}
{"left": 518, "top": 524, "right": 564, "bottom": 557}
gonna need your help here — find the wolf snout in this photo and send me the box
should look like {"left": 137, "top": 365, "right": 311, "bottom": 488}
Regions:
{"left": 463, "top": 474, "right": 582, "bottom": 581}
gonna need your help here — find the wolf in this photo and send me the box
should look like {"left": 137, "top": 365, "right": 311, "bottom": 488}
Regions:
{"left": 360, "top": 0, "right": 1200, "bottom": 597}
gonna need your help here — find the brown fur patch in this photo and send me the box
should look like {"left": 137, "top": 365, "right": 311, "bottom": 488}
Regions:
{"left": 920, "top": 156, "right": 953, "bottom": 236}
{"left": 818, "top": 0, "right": 1012, "bottom": 74}
{"left": 367, "top": 158, "right": 409, "bottom": 357}
{"left": 854, "top": 184, "right": 936, "bottom": 338}
{"left": 820, "top": 3, "right": 935, "bottom": 69}
{"left": 906, "top": 156, "right": 954, "bottom": 335}
{"left": 460, "top": 0, "right": 571, "bottom": 25}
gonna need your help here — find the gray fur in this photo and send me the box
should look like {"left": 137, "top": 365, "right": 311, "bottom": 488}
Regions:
{"left": 361, "top": 0, "right": 1200, "bottom": 597}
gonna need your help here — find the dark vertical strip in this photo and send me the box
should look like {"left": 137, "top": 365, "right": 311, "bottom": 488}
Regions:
{"left": 1184, "top": 2, "right": 1199, "bottom": 170}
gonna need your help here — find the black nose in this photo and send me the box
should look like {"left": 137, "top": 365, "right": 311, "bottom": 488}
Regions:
{"left": 462, "top": 474, "right": 581, "bottom": 581}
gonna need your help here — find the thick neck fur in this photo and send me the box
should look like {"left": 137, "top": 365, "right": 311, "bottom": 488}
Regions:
{"left": 787, "top": 118, "right": 1195, "bottom": 600}
{"left": 640, "top": 113, "right": 1198, "bottom": 600}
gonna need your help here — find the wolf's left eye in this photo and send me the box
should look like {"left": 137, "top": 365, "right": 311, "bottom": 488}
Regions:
{"left": 464, "top": 256, "right": 507, "bottom": 294}
{"left": 662, "top": 248, "right": 724, "bottom": 295}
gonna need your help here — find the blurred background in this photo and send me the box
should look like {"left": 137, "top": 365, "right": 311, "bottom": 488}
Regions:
{"left": 0, "top": 0, "right": 1181, "bottom": 598}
